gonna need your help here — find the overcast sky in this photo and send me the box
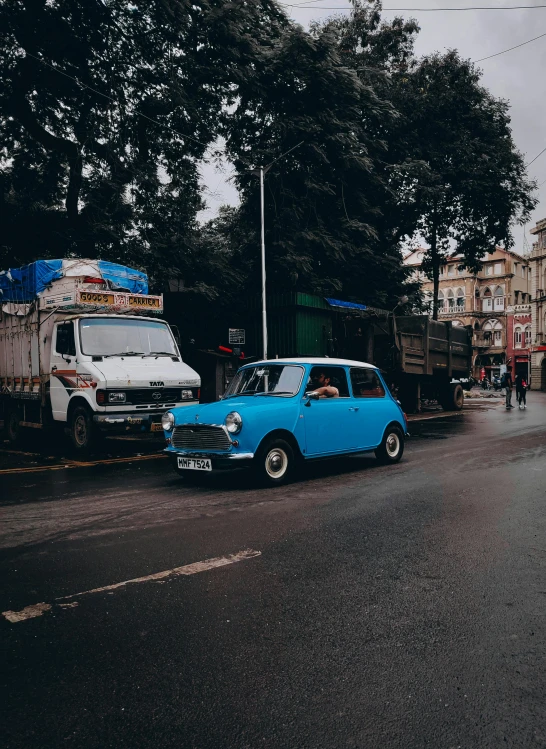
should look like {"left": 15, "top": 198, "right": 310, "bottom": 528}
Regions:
{"left": 199, "top": 0, "right": 546, "bottom": 252}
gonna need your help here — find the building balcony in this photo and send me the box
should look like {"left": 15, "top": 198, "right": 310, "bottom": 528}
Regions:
{"left": 507, "top": 304, "right": 532, "bottom": 313}
{"left": 474, "top": 335, "right": 505, "bottom": 349}
{"left": 439, "top": 305, "right": 466, "bottom": 315}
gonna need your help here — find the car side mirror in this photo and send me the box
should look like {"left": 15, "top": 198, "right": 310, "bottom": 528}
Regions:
{"left": 304, "top": 392, "right": 319, "bottom": 406}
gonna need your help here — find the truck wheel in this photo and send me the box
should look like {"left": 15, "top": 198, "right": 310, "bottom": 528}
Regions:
{"left": 440, "top": 383, "right": 464, "bottom": 412}
{"left": 375, "top": 425, "right": 404, "bottom": 464}
{"left": 254, "top": 438, "right": 295, "bottom": 486}
{"left": 7, "top": 407, "right": 22, "bottom": 445}
{"left": 68, "top": 405, "right": 96, "bottom": 453}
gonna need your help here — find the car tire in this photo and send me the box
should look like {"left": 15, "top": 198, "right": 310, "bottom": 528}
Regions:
{"left": 375, "top": 425, "right": 404, "bottom": 465}
{"left": 254, "top": 438, "right": 295, "bottom": 486}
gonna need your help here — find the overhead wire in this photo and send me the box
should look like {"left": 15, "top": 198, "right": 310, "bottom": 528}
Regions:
{"left": 281, "top": 3, "right": 546, "bottom": 9}
{"left": 474, "top": 30, "right": 546, "bottom": 60}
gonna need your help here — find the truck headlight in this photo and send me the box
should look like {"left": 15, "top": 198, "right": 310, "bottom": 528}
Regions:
{"left": 225, "top": 411, "right": 242, "bottom": 434}
{"left": 108, "top": 391, "right": 126, "bottom": 403}
{"left": 180, "top": 389, "right": 193, "bottom": 400}
{"left": 161, "top": 411, "right": 175, "bottom": 432}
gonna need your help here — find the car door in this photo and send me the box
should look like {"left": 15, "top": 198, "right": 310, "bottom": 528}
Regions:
{"left": 301, "top": 366, "right": 361, "bottom": 456}
{"left": 348, "top": 367, "right": 388, "bottom": 450}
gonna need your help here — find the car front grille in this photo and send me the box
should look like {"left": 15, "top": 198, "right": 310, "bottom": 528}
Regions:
{"left": 128, "top": 388, "right": 182, "bottom": 405}
{"left": 171, "top": 425, "right": 231, "bottom": 451}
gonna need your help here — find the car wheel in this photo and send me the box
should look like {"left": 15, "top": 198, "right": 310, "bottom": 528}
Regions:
{"left": 254, "top": 438, "right": 295, "bottom": 486}
{"left": 375, "top": 425, "right": 404, "bottom": 465}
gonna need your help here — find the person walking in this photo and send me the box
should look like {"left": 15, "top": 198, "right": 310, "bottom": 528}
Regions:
{"left": 515, "top": 373, "right": 528, "bottom": 409}
{"left": 502, "top": 369, "right": 514, "bottom": 409}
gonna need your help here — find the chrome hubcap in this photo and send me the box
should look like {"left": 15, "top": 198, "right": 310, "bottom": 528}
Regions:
{"left": 265, "top": 448, "right": 288, "bottom": 479}
{"left": 386, "top": 433, "right": 400, "bottom": 457}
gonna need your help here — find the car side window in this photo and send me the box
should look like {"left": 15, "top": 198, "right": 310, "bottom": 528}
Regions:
{"left": 350, "top": 368, "right": 385, "bottom": 398}
{"left": 305, "top": 366, "right": 350, "bottom": 397}
{"left": 56, "top": 322, "right": 76, "bottom": 357}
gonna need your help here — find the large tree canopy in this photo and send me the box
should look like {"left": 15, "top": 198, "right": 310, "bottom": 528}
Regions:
{"left": 0, "top": 0, "right": 288, "bottom": 275}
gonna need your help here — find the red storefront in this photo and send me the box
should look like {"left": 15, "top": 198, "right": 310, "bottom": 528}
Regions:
{"left": 506, "top": 311, "right": 532, "bottom": 381}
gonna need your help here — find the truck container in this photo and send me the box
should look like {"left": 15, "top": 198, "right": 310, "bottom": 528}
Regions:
{"left": 0, "top": 259, "right": 201, "bottom": 451}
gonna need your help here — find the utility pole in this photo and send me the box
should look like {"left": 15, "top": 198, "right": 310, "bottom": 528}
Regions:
{"left": 260, "top": 166, "right": 267, "bottom": 360}
{"left": 250, "top": 141, "right": 304, "bottom": 362}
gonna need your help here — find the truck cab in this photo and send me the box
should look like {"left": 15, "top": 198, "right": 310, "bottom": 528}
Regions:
{"left": 50, "top": 314, "right": 200, "bottom": 450}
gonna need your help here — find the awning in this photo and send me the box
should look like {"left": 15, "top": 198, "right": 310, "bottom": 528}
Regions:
{"left": 325, "top": 297, "right": 367, "bottom": 311}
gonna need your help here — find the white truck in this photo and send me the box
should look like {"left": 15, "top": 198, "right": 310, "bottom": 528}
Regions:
{"left": 0, "top": 259, "right": 201, "bottom": 452}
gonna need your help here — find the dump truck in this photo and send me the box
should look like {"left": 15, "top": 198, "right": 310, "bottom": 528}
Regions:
{"left": 0, "top": 259, "right": 201, "bottom": 451}
{"left": 352, "top": 314, "right": 473, "bottom": 413}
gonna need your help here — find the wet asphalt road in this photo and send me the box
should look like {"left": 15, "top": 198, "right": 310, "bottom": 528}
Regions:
{"left": 1, "top": 396, "right": 546, "bottom": 749}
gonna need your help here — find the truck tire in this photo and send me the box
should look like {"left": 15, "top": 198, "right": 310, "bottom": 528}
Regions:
{"left": 68, "top": 404, "right": 96, "bottom": 454}
{"left": 7, "top": 406, "right": 22, "bottom": 445}
{"left": 439, "top": 383, "right": 464, "bottom": 412}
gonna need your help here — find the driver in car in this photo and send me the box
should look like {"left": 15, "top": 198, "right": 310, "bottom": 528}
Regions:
{"left": 308, "top": 369, "right": 339, "bottom": 398}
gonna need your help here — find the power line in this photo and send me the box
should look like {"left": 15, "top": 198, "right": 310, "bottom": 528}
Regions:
{"left": 526, "top": 146, "right": 546, "bottom": 167}
{"left": 281, "top": 3, "right": 546, "bottom": 10}
{"left": 474, "top": 30, "right": 546, "bottom": 61}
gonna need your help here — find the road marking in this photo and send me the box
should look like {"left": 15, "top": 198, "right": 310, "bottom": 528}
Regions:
{"left": 0, "top": 453, "right": 167, "bottom": 475}
{"left": 2, "top": 549, "right": 261, "bottom": 624}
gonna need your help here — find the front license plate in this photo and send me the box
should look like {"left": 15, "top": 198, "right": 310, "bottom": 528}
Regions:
{"left": 177, "top": 457, "right": 212, "bottom": 472}
{"left": 151, "top": 423, "right": 163, "bottom": 432}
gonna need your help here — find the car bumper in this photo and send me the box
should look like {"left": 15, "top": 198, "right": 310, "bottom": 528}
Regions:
{"left": 93, "top": 411, "right": 166, "bottom": 434}
{"left": 165, "top": 448, "right": 255, "bottom": 470}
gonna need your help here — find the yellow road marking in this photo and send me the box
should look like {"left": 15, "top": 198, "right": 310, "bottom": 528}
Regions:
{"left": 0, "top": 453, "right": 167, "bottom": 475}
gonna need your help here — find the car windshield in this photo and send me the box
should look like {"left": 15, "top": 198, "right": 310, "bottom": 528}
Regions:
{"left": 224, "top": 365, "right": 304, "bottom": 397}
{"left": 79, "top": 318, "right": 177, "bottom": 357}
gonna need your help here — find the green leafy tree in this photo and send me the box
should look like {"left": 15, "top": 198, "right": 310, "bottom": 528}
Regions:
{"left": 224, "top": 14, "right": 418, "bottom": 309}
{"left": 0, "top": 0, "right": 288, "bottom": 285}
{"left": 389, "top": 50, "right": 537, "bottom": 318}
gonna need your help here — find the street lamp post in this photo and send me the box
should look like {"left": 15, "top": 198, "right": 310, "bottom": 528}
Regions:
{"left": 259, "top": 166, "right": 267, "bottom": 360}
{"left": 250, "top": 141, "right": 304, "bottom": 362}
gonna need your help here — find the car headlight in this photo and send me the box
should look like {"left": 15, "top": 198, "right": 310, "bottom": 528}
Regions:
{"left": 161, "top": 411, "right": 175, "bottom": 432}
{"left": 180, "top": 389, "right": 193, "bottom": 400}
{"left": 225, "top": 411, "right": 242, "bottom": 434}
{"left": 108, "top": 391, "right": 126, "bottom": 403}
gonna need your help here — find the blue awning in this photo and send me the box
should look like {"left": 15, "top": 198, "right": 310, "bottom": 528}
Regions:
{"left": 325, "top": 297, "right": 367, "bottom": 311}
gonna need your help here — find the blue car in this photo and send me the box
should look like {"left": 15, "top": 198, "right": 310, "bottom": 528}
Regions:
{"left": 162, "top": 358, "right": 408, "bottom": 485}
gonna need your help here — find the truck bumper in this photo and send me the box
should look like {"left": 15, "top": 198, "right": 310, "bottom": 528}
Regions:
{"left": 93, "top": 411, "right": 166, "bottom": 434}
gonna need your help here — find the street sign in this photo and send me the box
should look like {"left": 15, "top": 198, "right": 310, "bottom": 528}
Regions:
{"left": 229, "top": 328, "right": 245, "bottom": 345}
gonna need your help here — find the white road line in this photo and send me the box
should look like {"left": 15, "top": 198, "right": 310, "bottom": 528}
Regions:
{"left": 2, "top": 549, "right": 261, "bottom": 624}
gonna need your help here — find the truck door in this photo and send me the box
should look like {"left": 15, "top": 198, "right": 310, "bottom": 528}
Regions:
{"left": 50, "top": 321, "right": 77, "bottom": 422}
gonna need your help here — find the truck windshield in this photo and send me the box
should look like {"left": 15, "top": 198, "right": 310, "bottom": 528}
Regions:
{"left": 79, "top": 318, "right": 177, "bottom": 357}
{"left": 224, "top": 365, "right": 304, "bottom": 398}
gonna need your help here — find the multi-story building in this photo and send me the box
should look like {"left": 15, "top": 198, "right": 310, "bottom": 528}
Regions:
{"left": 404, "top": 246, "right": 532, "bottom": 381}
{"left": 529, "top": 218, "right": 546, "bottom": 390}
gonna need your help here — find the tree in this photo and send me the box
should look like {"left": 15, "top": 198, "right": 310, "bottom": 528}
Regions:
{"left": 223, "top": 14, "right": 419, "bottom": 309}
{"left": 389, "top": 50, "right": 537, "bottom": 318}
{"left": 0, "top": 0, "right": 288, "bottom": 285}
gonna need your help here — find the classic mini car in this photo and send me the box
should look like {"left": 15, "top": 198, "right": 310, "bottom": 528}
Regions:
{"left": 162, "top": 358, "right": 408, "bottom": 485}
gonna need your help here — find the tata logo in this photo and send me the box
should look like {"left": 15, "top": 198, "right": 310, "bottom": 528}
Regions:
{"left": 149, "top": 381, "right": 164, "bottom": 387}
{"left": 152, "top": 392, "right": 162, "bottom": 400}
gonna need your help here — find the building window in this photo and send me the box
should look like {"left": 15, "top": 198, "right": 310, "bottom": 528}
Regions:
{"left": 522, "top": 265, "right": 526, "bottom": 278}
{"left": 448, "top": 265, "right": 455, "bottom": 277}
{"left": 485, "top": 265, "right": 493, "bottom": 276}
{"left": 494, "top": 286, "right": 504, "bottom": 310}
{"left": 456, "top": 288, "right": 465, "bottom": 310}
{"left": 457, "top": 266, "right": 465, "bottom": 276}
{"left": 438, "top": 291, "right": 444, "bottom": 310}
{"left": 525, "top": 327, "right": 531, "bottom": 345}
{"left": 483, "top": 287, "right": 493, "bottom": 312}
{"left": 515, "top": 328, "right": 522, "bottom": 347}
{"left": 494, "top": 262, "right": 502, "bottom": 274}
{"left": 440, "top": 266, "right": 445, "bottom": 277}
{"left": 447, "top": 289, "right": 455, "bottom": 309}
{"left": 494, "top": 330, "right": 502, "bottom": 346}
